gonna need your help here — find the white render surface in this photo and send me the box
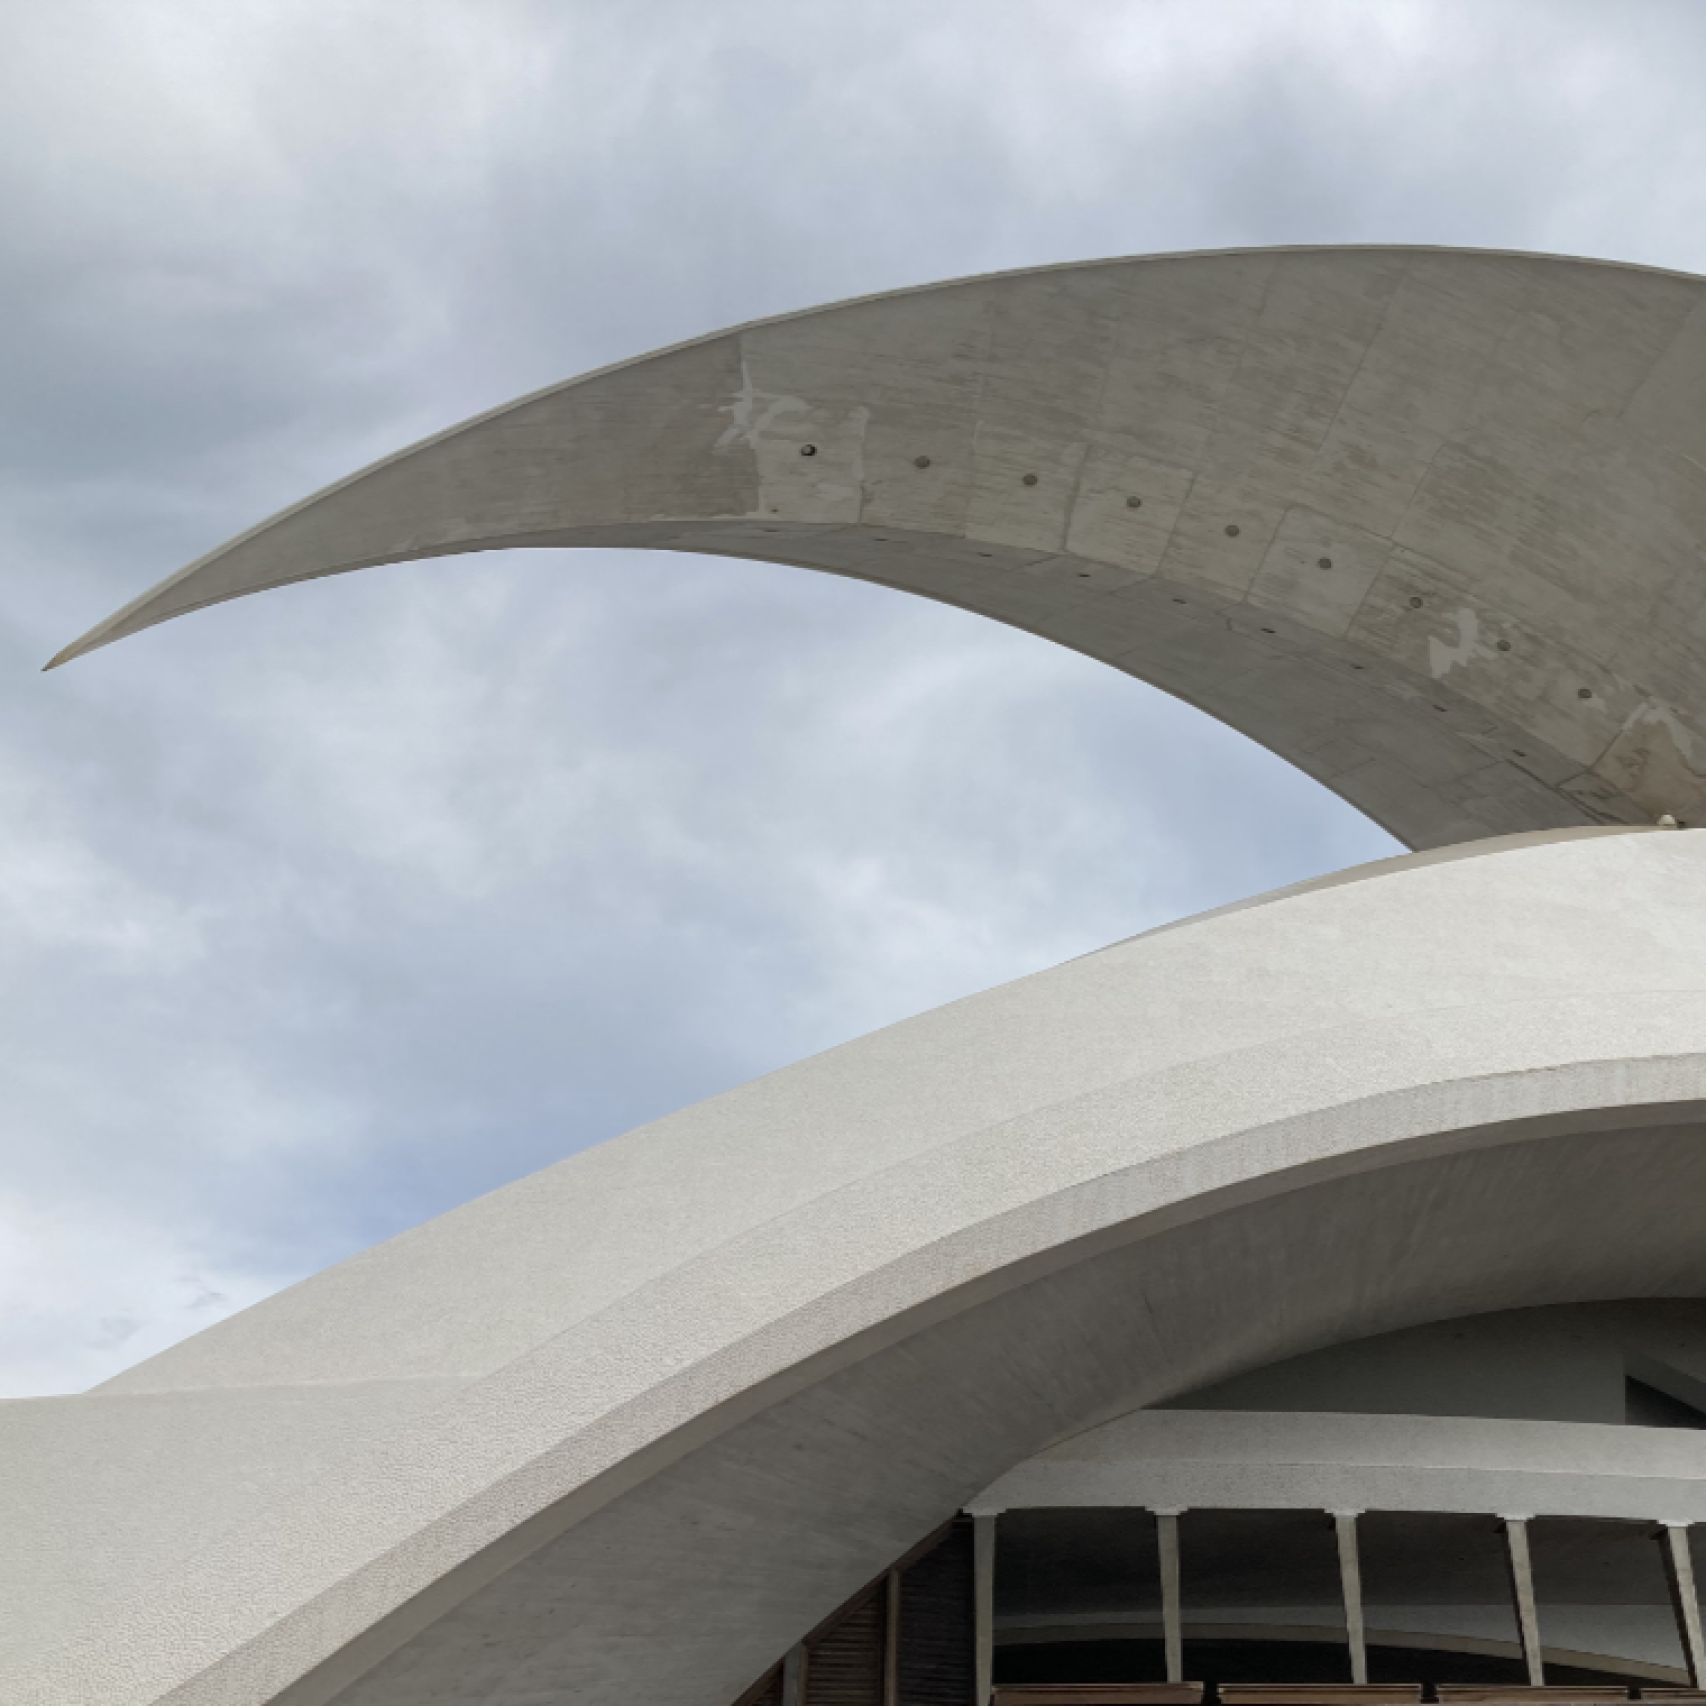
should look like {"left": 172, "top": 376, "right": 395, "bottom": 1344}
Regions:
{"left": 51, "top": 248, "right": 1706, "bottom": 848}
{"left": 10, "top": 826, "right": 1706, "bottom": 1705}
{"left": 0, "top": 1379, "right": 470, "bottom": 1660}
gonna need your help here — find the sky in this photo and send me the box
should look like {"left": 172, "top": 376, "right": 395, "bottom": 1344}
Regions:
{"left": 5, "top": 0, "right": 1706, "bottom": 1396}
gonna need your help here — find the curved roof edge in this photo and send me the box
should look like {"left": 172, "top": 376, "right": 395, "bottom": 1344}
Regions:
{"left": 1095, "top": 822, "right": 1669, "bottom": 955}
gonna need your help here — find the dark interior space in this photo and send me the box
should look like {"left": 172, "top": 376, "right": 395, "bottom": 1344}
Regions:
{"left": 994, "top": 1636, "right": 1637, "bottom": 1688}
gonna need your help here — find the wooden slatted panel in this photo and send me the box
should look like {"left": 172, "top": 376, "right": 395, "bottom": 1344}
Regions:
{"left": 899, "top": 1519, "right": 975, "bottom": 1706}
{"left": 806, "top": 1585, "right": 887, "bottom": 1706}
{"left": 735, "top": 1665, "right": 785, "bottom": 1706}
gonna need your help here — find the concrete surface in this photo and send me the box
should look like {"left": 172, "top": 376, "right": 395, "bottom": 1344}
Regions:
{"left": 49, "top": 247, "right": 1706, "bottom": 847}
{"left": 27, "top": 249, "right": 1706, "bottom": 1697}
{"left": 970, "top": 1406, "right": 1706, "bottom": 1522}
{"left": 1158, "top": 1299, "right": 1706, "bottom": 1424}
{"left": 10, "top": 828, "right": 1706, "bottom": 1705}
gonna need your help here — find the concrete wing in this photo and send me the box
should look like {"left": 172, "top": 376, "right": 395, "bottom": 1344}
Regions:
{"left": 49, "top": 247, "right": 1706, "bottom": 846}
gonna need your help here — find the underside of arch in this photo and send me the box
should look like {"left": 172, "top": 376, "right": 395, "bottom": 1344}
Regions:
{"left": 317, "top": 1114, "right": 1706, "bottom": 1706}
{"left": 50, "top": 247, "right": 1706, "bottom": 847}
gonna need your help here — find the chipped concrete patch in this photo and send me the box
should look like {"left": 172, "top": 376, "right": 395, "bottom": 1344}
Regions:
{"left": 1595, "top": 699, "right": 1706, "bottom": 824}
{"left": 1429, "top": 606, "right": 1491, "bottom": 679}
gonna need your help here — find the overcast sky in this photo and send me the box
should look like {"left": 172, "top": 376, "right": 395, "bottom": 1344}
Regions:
{"left": 7, "top": 0, "right": 1706, "bottom": 1397}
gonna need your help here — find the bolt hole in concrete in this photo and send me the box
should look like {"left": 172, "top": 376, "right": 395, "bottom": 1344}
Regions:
{"left": 1409, "top": 596, "right": 1425, "bottom": 608}
{"left": 1318, "top": 556, "right": 1333, "bottom": 568}
{"left": 799, "top": 443, "right": 817, "bottom": 457}
{"left": 1579, "top": 687, "right": 1594, "bottom": 699}
{"left": 1225, "top": 523, "right": 1241, "bottom": 536}
{"left": 1023, "top": 473, "right": 1039, "bottom": 486}
{"left": 914, "top": 455, "right": 931, "bottom": 468}
{"left": 1127, "top": 495, "right": 1143, "bottom": 508}
{"left": 1498, "top": 639, "right": 1512, "bottom": 651}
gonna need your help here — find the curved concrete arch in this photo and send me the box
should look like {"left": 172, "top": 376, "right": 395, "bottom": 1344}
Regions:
{"left": 49, "top": 247, "right": 1706, "bottom": 847}
{"left": 14, "top": 827, "right": 1706, "bottom": 1706}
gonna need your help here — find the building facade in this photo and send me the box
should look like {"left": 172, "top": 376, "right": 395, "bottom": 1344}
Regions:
{"left": 10, "top": 247, "right": 1706, "bottom": 1706}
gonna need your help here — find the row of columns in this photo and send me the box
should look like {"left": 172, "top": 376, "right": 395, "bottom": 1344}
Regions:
{"left": 1501, "top": 1517, "right": 1706, "bottom": 1690}
{"left": 968, "top": 1511, "right": 1706, "bottom": 1699}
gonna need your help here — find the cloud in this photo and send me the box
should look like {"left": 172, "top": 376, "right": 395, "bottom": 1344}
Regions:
{"left": 0, "top": 1187, "right": 285, "bottom": 1396}
{"left": 10, "top": 0, "right": 1703, "bottom": 1393}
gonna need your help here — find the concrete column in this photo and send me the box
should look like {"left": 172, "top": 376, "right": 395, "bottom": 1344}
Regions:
{"left": 1502, "top": 1517, "right": 1545, "bottom": 1685}
{"left": 974, "top": 1512, "right": 998, "bottom": 1706}
{"left": 883, "top": 1567, "right": 901, "bottom": 1706}
{"left": 1334, "top": 1511, "right": 1368, "bottom": 1686}
{"left": 1660, "top": 1523, "right": 1706, "bottom": 1687}
{"left": 1156, "top": 1508, "right": 1186, "bottom": 1685}
{"left": 780, "top": 1641, "right": 807, "bottom": 1706}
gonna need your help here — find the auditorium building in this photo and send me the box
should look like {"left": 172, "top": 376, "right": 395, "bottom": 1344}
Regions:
{"left": 11, "top": 246, "right": 1706, "bottom": 1706}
